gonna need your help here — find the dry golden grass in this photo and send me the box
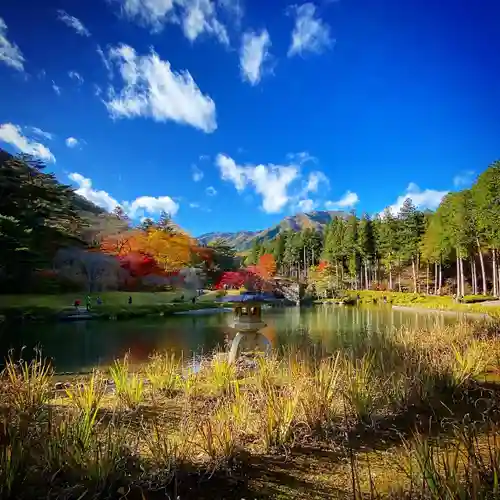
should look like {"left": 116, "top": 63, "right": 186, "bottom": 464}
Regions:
{"left": 1, "top": 320, "right": 500, "bottom": 499}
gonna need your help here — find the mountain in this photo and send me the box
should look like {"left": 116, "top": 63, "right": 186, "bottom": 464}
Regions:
{"left": 198, "top": 210, "right": 347, "bottom": 251}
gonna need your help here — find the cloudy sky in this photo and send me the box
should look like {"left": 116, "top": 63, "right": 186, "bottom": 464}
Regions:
{"left": 1, "top": 0, "right": 499, "bottom": 235}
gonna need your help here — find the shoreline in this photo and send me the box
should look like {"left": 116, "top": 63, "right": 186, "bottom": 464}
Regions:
{"left": 392, "top": 304, "right": 491, "bottom": 320}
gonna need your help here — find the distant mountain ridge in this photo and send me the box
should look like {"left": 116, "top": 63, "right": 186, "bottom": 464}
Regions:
{"left": 198, "top": 210, "right": 346, "bottom": 251}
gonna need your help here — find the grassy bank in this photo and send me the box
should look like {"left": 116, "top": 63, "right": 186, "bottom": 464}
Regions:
{"left": 0, "top": 291, "right": 220, "bottom": 322}
{"left": 316, "top": 290, "right": 500, "bottom": 317}
{"left": 1, "top": 320, "right": 500, "bottom": 498}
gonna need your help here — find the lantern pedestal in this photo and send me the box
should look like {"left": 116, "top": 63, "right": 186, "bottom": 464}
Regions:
{"left": 216, "top": 294, "right": 277, "bottom": 364}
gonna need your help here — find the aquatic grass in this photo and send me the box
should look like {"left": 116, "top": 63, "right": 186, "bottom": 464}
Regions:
{"left": 44, "top": 411, "right": 133, "bottom": 493}
{"left": 300, "top": 353, "right": 341, "bottom": 432}
{"left": 343, "top": 352, "right": 379, "bottom": 423}
{"left": 142, "top": 417, "right": 191, "bottom": 478}
{"left": 145, "top": 351, "right": 180, "bottom": 396}
{"left": 109, "top": 355, "right": 144, "bottom": 410}
{"left": 2, "top": 350, "right": 53, "bottom": 414}
{"left": 261, "top": 384, "right": 301, "bottom": 451}
{"left": 255, "top": 353, "right": 281, "bottom": 391}
{"left": 205, "top": 355, "right": 237, "bottom": 397}
{"left": 197, "top": 403, "right": 238, "bottom": 467}
{"left": 402, "top": 424, "right": 500, "bottom": 499}
{"left": 65, "top": 370, "right": 106, "bottom": 415}
{"left": 451, "top": 340, "right": 493, "bottom": 388}
{"left": 0, "top": 418, "right": 27, "bottom": 499}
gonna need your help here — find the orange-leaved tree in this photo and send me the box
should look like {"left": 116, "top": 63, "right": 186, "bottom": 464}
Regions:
{"left": 256, "top": 253, "right": 276, "bottom": 279}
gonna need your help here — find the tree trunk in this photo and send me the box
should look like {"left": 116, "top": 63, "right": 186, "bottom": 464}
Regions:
{"left": 438, "top": 260, "right": 442, "bottom": 295}
{"left": 335, "top": 261, "right": 339, "bottom": 288}
{"left": 426, "top": 263, "right": 430, "bottom": 295}
{"left": 460, "top": 257, "right": 466, "bottom": 297}
{"left": 388, "top": 262, "right": 393, "bottom": 291}
{"left": 364, "top": 263, "right": 369, "bottom": 291}
{"left": 411, "top": 257, "right": 417, "bottom": 293}
{"left": 434, "top": 261, "right": 438, "bottom": 295}
{"left": 493, "top": 249, "right": 498, "bottom": 297}
{"left": 471, "top": 257, "right": 478, "bottom": 295}
{"left": 477, "top": 239, "right": 487, "bottom": 295}
{"left": 397, "top": 258, "right": 402, "bottom": 292}
{"left": 456, "top": 253, "right": 461, "bottom": 297}
{"left": 416, "top": 253, "right": 420, "bottom": 293}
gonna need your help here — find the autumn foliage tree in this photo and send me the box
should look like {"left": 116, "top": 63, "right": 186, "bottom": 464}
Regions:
{"left": 256, "top": 253, "right": 276, "bottom": 279}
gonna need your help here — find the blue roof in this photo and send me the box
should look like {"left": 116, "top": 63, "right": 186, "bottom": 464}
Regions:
{"left": 216, "top": 293, "right": 278, "bottom": 303}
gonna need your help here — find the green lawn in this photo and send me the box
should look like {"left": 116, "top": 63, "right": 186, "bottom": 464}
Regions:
{"left": 0, "top": 290, "right": 219, "bottom": 311}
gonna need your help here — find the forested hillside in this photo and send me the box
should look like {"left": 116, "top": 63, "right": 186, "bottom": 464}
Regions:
{"left": 198, "top": 210, "right": 346, "bottom": 250}
{"left": 244, "top": 160, "right": 500, "bottom": 298}
{"left": 0, "top": 151, "right": 237, "bottom": 293}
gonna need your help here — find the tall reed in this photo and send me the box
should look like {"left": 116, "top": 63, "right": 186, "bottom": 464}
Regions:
{"left": 145, "top": 351, "right": 180, "bottom": 396}
{"left": 109, "top": 355, "right": 144, "bottom": 409}
{"left": 3, "top": 350, "right": 52, "bottom": 414}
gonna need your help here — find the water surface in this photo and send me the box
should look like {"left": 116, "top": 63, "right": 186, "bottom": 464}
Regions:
{"left": 0, "top": 305, "right": 461, "bottom": 374}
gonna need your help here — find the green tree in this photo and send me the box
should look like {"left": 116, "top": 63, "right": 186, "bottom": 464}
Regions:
{"left": 398, "top": 199, "right": 424, "bottom": 293}
{"left": 358, "top": 214, "right": 375, "bottom": 289}
{"left": 472, "top": 161, "right": 500, "bottom": 296}
{"left": 378, "top": 208, "right": 399, "bottom": 290}
{"left": 208, "top": 238, "right": 237, "bottom": 271}
{"left": 0, "top": 153, "right": 85, "bottom": 290}
{"left": 344, "top": 211, "right": 359, "bottom": 289}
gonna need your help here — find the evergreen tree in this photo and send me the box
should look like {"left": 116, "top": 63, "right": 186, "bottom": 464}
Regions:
{"left": 358, "top": 214, "right": 375, "bottom": 289}
{"left": 398, "top": 199, "right": 424, "bottom": 292}
{"left": 344, "top": 211, "right": 359, "bottom": 289}
{"left": 472, "top": 161, "right": 500, "bottom": 296}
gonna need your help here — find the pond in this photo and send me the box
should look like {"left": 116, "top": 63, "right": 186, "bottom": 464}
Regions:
{"left": 0, "top": 305, "right": 463, "bottom": 374}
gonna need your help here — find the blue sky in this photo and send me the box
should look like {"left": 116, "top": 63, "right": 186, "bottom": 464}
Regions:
{"left": 1, "top": 0, "right": 500, "bottom": 236}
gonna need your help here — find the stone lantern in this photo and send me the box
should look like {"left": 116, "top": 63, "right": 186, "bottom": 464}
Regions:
{"left": 217, "top": 292, "right": 277, "bottom": 363}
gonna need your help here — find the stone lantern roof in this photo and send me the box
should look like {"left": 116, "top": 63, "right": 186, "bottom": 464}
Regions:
{"left": 216, "top": 292, "right": 277, "bottom": 304}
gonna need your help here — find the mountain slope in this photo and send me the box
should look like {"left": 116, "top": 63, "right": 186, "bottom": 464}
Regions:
{"left": 198, "top": 210, "right": 346, "bottom": 250}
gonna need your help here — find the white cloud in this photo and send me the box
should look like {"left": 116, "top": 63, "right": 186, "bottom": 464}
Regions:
{"left": 288, "top": 3, "right": 333, "bottom": 57}
{"left": 297, "top": 199, "right": 317, "bottom": 212}
{"left": 52, "top": 80, "right": 61, "bottom": 95}
{"left": 385, "top": 183, "right": 448, "bottom": 215}
{"left": 68, "top": 71, "right": 84, "bottom": 84}
{"left": 68, "top": 172, "right": 180, "bottom": 216}
{"left": 127, "top": 195, "right": 179, "bottom": 216}
{"left": 453, "top": 170, "right": 475, "bottom": 188}
{"left": 0, "top": 123, "right": 55, "bottom": 162}
{"left": 206, "top": 185, "right": 217, "bottom": 196}
{"left": 189, "top": 201, "right": 200, "bottom": 208}
{"left": 0, "top": 17, "right": 25, "bottom": 71}
{"left": 114, "top": 0, "right": 233, "bottom": 45}
{"left": 57, "top": 10, "right": 91, "bottom": 37}
{"left": 216, "top": 154, "right": 299, "bottom": 213}
{"left": 28, "top": 127, "right": 53, "bottom": 140}
{"left": 326, "top": 190, "right": 359, "bottom": 210}
{"left": 97, "top": 45, "right": 113, "bottom": 77}
{"left": 240, "top": 30, "right": 271, "bottom": 85}
{"left": 287, "top": 151, "right": 317, "bottom": 165}
{"left": 68, "top": 173, "right": 118, "bottom": 212}
{"left": 66, "top": 137, "right": 79, "bottom": 148}
{"left": 305, "top": 171, "right": 328, "bottom": 193}
{"left": 192, "top": 164, "right": 204, "bottom": 181}
{"left": 105, "top": 44, "right": 216, "bottom": 133}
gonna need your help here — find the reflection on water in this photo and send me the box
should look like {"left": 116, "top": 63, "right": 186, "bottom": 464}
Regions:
{"left": 0, "top": 305, "right": 460, "bottom": 374}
